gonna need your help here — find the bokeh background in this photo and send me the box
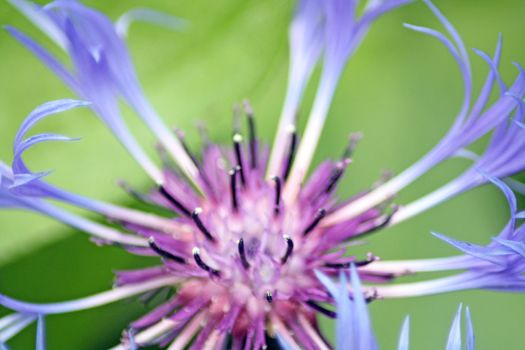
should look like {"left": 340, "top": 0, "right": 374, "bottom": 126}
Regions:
{"left": 1, "top": 0, "right": 525, "bottom": 349}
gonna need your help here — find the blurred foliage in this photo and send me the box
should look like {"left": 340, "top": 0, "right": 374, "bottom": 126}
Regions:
{"left": 1, "top": 0, "right": 525, "bottom": 349}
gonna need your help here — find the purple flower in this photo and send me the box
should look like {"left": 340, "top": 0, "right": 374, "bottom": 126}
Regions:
{"left": 1, "top": 0, "right": 525, "bottom": 348}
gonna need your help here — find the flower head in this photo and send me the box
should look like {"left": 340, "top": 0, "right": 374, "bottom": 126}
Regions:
{"left": 1, "top": 0, "right": 525, "bottom": 348}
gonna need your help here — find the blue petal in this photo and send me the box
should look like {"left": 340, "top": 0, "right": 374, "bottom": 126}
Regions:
{"left": 277, "top": 335, "right": 294, "bottom": 350}
{"left": 12, "top": 133, "right": 80, "bottom": 179}
{"left": 465, "top": 306, "right": 475, "bottom": 350}
{"left": 350, "top": 265, "right": 378, "bottom": 350}
{"left": 14, "top": 99, "right": 88, "bottom": 149}
{"left": 15, "top": 133, "right": 79, "bottom": 158}
{"left": 432, "top": 232, "right": 508, "bottom": 265}
{"left": 36, "top": 315, "right": 45, "bottom": 350}
{"left": 446, "top": 304, "right": 462, "bottom": 350}
{"left": 12, "top": 99, "right": 87, "bottom": 177}
{"left": 10, "top": 172, "right": 50, "bottom": 189}
{"left": 5, "top": 26, "right": 78, "bottom": 90}
{"left": 314, "top": 270, "right": 339, "bottom": 297}
{"left": 0, "top": 314, "right": 24, "bottom": 332}
{"left": 472, "top": 47, "right": 506, "bottom": 95}
{"left": 0, "top": 314, "right": 36, "bottom": 343}
{"left": 481, "top": 171, "right": 517, "bottom": 229}
{"left": 423, "top": 0, "right": 468, "bottom": 61}
{"left": 336, "top": 270, "right": 351, "bottom": 349}
{"left": 492, "top": 237, "right": 525, "bottom": 258}
{"left": 516, "top": 210, "right": 525, "bottom": 219}
{"left": 115, "top": 8, "right": 188, "bottom": 38}
{"left": 397, "top": 316, "right": 410, "bottom": 350}
{"left": 8, "top": 0, "right": 67, "bottom": 49}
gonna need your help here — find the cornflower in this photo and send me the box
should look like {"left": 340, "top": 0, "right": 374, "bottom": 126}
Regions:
{"left": 1, "top": 0, "right": 525, "bottom": 348}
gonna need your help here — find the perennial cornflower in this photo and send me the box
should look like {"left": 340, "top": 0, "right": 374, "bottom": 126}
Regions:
{"left": 1, "top": 0, "right": 525, "bottom": 349}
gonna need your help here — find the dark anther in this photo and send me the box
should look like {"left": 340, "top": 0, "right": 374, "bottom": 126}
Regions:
{"left": 238, "top": 238, "right": 250, "bottom": 269}
{"left": 325, "top": 160, "right": 350, "bottom": 194}
{"left": 355, "top": 205, "right": 399, "bottom": 237}
{"left": 355, "top": 253, "right": 378, "bottom": 267}
{"left": 233, "top": 133, "right": 246, "bottom": 186}
{"left": 324, "top": 256, "right": 376, "bottom": 269}
{"left": 243, "top": 100, "right": 257, "bottom": 169}
{"left": 155, "top": 143, "right": 175, "bottom": 171}
{"left": 192, "top": 247, "right": 221, "bottom": 277}
{"left": 265, "top": 290, "right": 273, "bottom": 303}
{"left": 341, "top": 132, "right": 363, "bottom": 160}
{"left": 158, "top": 185, "right": 191, "bottom": 216}
{"left": 148, "top": 237, "right": 186, "bottom": 264}
{"left": 282, "top": 125, "right": 297, "bottom": 181}
{"left": 324, "top": 262, "right": 351, "bottom": 269}
{"left": 118, "top": 180, "right": 154, "bottom": 205}
{"left": 229, "top": 167, "right": 239, "bottom": 211}
{"left": 272, "top": 176, "right": 282, "bottom": 215}
{"left": 305, "top": 301, "right": 336, "bottom": 318}
{"left": 174, "top": 129, "right": 200, "bottom": 167}
{"left": 281, "top": 235, "right": 294, "bottom": 264}
{"left": 176, "top": 129, "right": 214, "bottom": 192}
{"left": 191, "top": 208, "right": 215, "bottom": 242}
{"left": 303, "top": 208, "right": 327, "bottom": 236}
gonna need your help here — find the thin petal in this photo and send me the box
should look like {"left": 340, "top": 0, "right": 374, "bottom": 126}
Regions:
{"left": 115, "top": 8, "right": 188, "bottom": 38}
{"left": 36, "top": 315, "right": 46, "bottom": 350}
{"left": 0, "top": 276, "right": 178, "bottom": 314}
{"left": 277, "top": 335, "right": 294, "bottom": 350}
{"left": 336, "top": 271, "right": 351, "bottom": 349}
{"left": 5, "top": 26, "right": 78, "bottom": 90}
{"left": 8, "top": 0, "right": 67, "bottom": 49}
{"left": 397, "top": 316, "right": 410, "bottom": 350}
{"left": 350, "top": 265, "right": 377, "bottom": 350}
{"left": 446, "top": 304, "right": 462, "bottom": 350}
{"left": 0, "top": 315, "right": 36, "bottom": 343}
{"left": 431, "top": 232, "right": 507, "bottom": 265}
{"left": 314, "top": 270, "right": 339, "bottom": 297}
{"left": 465, "top": 306, "right": 475, "bottom": 350}
{"left": 14, "top": 99, "right": 88, "bottom": 149}
{"left": 492, "top": 238, "right": 525, "bottom": 258}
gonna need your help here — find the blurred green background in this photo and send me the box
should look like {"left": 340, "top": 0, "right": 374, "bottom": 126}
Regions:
{"left": 1, "top": 0, "right": 525, "bottom": 349}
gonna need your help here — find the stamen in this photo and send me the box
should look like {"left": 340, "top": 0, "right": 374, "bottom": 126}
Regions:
{"left": 148, "top": 237, "right": 186, "bottom": 264}
{"left": 232, "top": 104, "right": 242, "bottom": 134}
{"left": 272, "top": 176, "right": 282, "bottom": 215}
{"left": 324, "top": 160, "right": 350, "bottom": 194}
{"left": 281, "top": 235, "right": 294, "bottom": 264}
{"left": 303, "top": 208, "right": 327, "bottom": 236}
{"left": 158, "top": 185, "right": 191, "bottom": 216}
{"left": 233, "top": 133, "right": 246, "bottom": 186}
{"left": 237, "top": 238, "right": 250, "bottom": 269}
{"left": 196, "top": 121, "right": 211, "bottom": 148}
{"left": 174, "top": 129, "right": 200, "bottom": 167}
{"left": 243, "top": 100, "right": 257, "bottom": 169}
{"left": 305, "top": 301, "right": 336, "bottom": 318}
{"left": 265, "top": 290, "right": 273, "bottom": 303}
{"left": 355, "top": 205, "right": 399, "bottom": 237}
{"left": 324, "top": 254, "right": 377, "bottom": 269}
{"left": 192, "top": 247, "right": 220, "bottom": 277}
{"left": 342, "top": 132, "right": 363, "bottom": 160}
{"left": 118, "top": 180, "right": 154, "bottom": 205}
{"left": 229, "top": 167, "right": 239, "bottom": 211}
{"left": 176, "top": 129, "right": 214, "bottom": 192}
{"left": 282, "top": 125, "right": 297, "bottom": 181}
{"left": 191, "top": 208, "right": 215, "bottom": 242}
